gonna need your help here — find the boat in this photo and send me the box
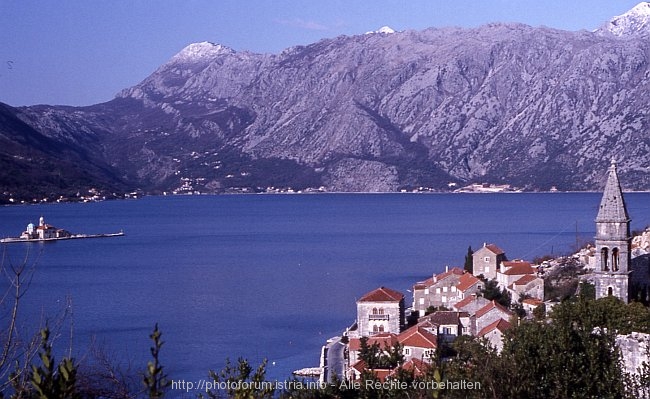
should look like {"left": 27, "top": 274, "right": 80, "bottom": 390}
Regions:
{"left": 0, "top": 216, "right": 124, "bottom": 243}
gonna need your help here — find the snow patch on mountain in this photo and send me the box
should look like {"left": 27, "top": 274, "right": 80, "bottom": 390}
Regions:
{"left": 171, "top": 41, "right": 234, "bottom": 62}
{"left": 365, "top": 26, "right": 396, "bottom": 35}
{"left": 599, "top": 2, "right": 650, "bottom": 36}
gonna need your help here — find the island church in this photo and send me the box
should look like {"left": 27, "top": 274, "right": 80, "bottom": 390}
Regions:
{"left": 593, "top": 160, "right": 650, "bottom": 303}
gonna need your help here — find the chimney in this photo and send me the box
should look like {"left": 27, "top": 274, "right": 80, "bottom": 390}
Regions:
{"left": 445, "top": 265, "right": 449, "bottom": 272}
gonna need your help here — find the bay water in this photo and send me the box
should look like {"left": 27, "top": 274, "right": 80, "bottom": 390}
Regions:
{"left": 2, "top": 193, "right": 650, "bottom": 385}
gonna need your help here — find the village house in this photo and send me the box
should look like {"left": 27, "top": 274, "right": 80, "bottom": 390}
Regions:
{"left": 412, "top": 267, "right": 483, "bottom": 315}
{"left": 521, "top": 298, "right": 544, "bottom": 318}
{"left": 477, "top": 319, "right": 512, "bottom": 353}
{"left": 452, "top": 295, "right": 491, "bottom": 316}
{"left": 456, "top": 272, "right": 482, "bottom": 300}
{"left": 346, "top": 327, "right": 437, "bottom": 381}
{"left": 418, "top": 311, "right": 471, "bottom": 342}
{"left": 355, "top": 286, "right": 405, "bottom": 337}
{"left": 347, "top": 333, "right": 399, "bottom": 366}
{"left": 508, "top": 274, "right": 545, "bottom": 302}
{"left": 472, "top": 243, "right": 506, "bottom": 280}
{"left": 397, "top": 325, "right": 438, "bottom": 363}
{"left": 412, "top": 267, "right": 464, "bottom": 314}
{"left": 496, "top": 260, "right": 535, "bottom": 287}
{"left": 474, "top": 300, "right": 513, "bottom": 336}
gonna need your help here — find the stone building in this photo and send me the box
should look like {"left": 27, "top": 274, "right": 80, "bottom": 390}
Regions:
{"left": 593, "top": 160, "right": 631, "bottom": 303}
{"left": 412, "top": 267, "right": 464, "bottom": 313}
{"left": 472, "top": 244, "right": 506, "bottom": 280}
{"left": 474, "top": 300, "right": 513, "bottom": 336}
{"left": 356, "top": 286, "right": 404, "bottom": 337}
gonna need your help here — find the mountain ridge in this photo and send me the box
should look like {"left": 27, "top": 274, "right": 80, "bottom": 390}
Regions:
{"left": 3, "top": 5, "right": 650, "bottom": 200}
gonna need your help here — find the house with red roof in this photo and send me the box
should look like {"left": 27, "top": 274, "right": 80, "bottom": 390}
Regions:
{"left": 347, "top": 360, "right": 392, "bottom": 382}
{"left": 348, "top": 333, "right": 400, "bottom": 366}
{"left": 455, "top": 272, "right": 482, "bottom": 300}
{"left": 508, "top": 274, "right": 544, "bottom": 302}
{"left": 397, "top": 325, "right": 438, "bottom": 363}
{"left": 494, "top": 259, "right": 544, "bottom": 302}
{"left": 355, "top": 286, "right": 405, "bottom": 337}
{"left": 472, "top": 243, "right": 507, "bottom": 280}
{"left": 388, "top": 358, "right": 430, "bottom": 379}
{"left": 477, "top": 318, "right": 512, "bottom": 352}
{"left": 418, "top": 311, "right": 471, "bottom": 342}
{"left": 412, "top": 267, "right": 466, "bottom": 314}
{"left": 474, "top": 300, "right": 513, "bottom": 335}
{"left": 452, "top": 295, "right": 490, "bottom": 317}
{"left": 522, "top": 298, "right": 544, "bottom": 318}
{"left": 497, "top": 260, "right": 536, "bottom": 287}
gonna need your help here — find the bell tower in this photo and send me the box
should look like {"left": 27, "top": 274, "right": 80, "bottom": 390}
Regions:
{"left": 593, "top": 160, "right": 630, "bottom": 303}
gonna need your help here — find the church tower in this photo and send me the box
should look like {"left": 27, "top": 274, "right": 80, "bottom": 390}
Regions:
{"left": 593, "top": 160, "right": 631, "bottom": 303}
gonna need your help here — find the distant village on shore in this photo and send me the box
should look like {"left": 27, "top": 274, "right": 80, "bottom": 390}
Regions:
{"left": 307, "top": 161, "right": 650, "bottom": 384}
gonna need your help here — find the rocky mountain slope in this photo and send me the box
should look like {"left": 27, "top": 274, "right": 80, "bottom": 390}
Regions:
{"left": 3, "top": 4, "right": 650, "bottom": 199}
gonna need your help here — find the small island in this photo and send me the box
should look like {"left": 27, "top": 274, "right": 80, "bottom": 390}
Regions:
{"left": 0, "top": 216, "right": 124, "bottom": 243}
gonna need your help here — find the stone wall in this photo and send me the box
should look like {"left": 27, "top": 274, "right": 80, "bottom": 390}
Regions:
{"left": 617, "top": 332, "right": 650, "bottom": 375}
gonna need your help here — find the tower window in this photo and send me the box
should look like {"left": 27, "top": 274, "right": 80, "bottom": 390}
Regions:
{"left": 612, "top": 248, "right": 619, "bottom": 272}
{"left": 601, "top": 247, "right": 609, "bottom": 271}
{"left": 608, "top": 287, "right": 613, "bottom": 297}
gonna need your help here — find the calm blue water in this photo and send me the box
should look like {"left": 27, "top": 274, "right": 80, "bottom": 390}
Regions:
{"left": 2, "top": 193, "right": 650, "bottom": 386}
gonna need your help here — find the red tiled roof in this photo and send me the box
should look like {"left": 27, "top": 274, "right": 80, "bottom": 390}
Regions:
{"left": 483, "top": 244, "right": 505, "bottom": 255}
{"left": 351, "top": 359, "right": 366, "bottom": 373}
{"left": 475, "top": 300, "right": 512, "bottom": 319}
{"left": 398, "top": 326, "right": 437, "bottom": 349}
{"left": 477, "top": 318, "right": 512, "bottom": 337}
{"left": 413, "top": 276, "right": 435, "bottom": 290}
{"left": 502, "top": 262, "right": 535, "bottom": 276}
{"left": 434, "top": 267, "right": 464, "bottom": 282}
{"left": 453, "top": 295, "right": 490, "bottom": 313}
{"left": 358, "top": 286, "right": 404, "bottom": 302}
{"left": 522, "top": 298, "right": 544, "bottom": 306}
{"left": 349, "top": 333, "right": 399, "bottom": 351}
{"left": 512, "top": 274, "right": 538, "bottom": 286}
{"left": 453, "top": 296, "right": 475, "bottom": 310}
{"left": 388, "top": 358, "right": 430, "bottom": 378}
{"left": 350, "top": 360, "right": 391, "bottom": 381}
{"left": 456, "top": 273, "right": 480, "bottom": 292}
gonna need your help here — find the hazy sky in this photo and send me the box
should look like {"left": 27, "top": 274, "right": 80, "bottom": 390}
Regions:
{"left": 0, "top": 1, "right": 643, "bottom": 107}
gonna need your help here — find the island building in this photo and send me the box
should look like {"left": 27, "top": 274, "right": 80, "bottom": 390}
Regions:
{"left": 20, "top": 216, "right": 71, "bottom": 240}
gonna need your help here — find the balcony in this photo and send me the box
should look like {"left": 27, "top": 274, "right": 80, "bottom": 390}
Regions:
{"left": 368, "top": 314, "right": 390, "bottom": 321}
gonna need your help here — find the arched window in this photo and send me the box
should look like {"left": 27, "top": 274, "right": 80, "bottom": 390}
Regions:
{"left": 378, "top": 325, "right": 384, "bottom": 332}
{"left": 372, "top": 308, "right": 378, "bottom": 315}
{"left": 601, "top": 248, "right": 609, "bottom": 271}
{"left": 373, "top": 325, "right": 379, "bottom": 333}
{"left": 612, "top": 248, "right": 620, "bottom": 272}
{"left": 378, "top": 308, "right": 384, "bottom": 315}
{"left": 608, "top": 287, "right": 613, "bottom": 297}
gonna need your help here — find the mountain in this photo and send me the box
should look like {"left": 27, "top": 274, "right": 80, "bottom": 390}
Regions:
{"left": 0, "top": 103, "right": 128, "bottom": 202}
{"left": 3, "top": 4, "right": 650, "bottom": 198}
{"left": 598, "top": 2, "right": 650, "bottom": 36}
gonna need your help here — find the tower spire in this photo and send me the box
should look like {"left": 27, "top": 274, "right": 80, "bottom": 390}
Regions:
{"left": 596, "top": 159, "right": 629, "bottom": 224}
{"left": 593, "top": 159, "right": 631, "bottom": 303}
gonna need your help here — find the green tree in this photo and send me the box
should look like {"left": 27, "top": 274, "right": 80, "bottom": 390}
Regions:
{"left": 205, "top": 358, "right": 274, "bottom": 399}
{"left": 464, "top": 246, "right": 473, "bottom": 274}
{"left": 28, "top": 327, "right": 80, "bottom": 399}
{"left": 142, "top": 324, "right": 170, "bottom": 398}
{"left": 479, "top": 278, "right": 512, "bottom": 308}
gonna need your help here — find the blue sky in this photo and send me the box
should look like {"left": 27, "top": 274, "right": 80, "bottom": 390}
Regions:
{"left": 0, "top": 1, "right": 642, "bottom": 107}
